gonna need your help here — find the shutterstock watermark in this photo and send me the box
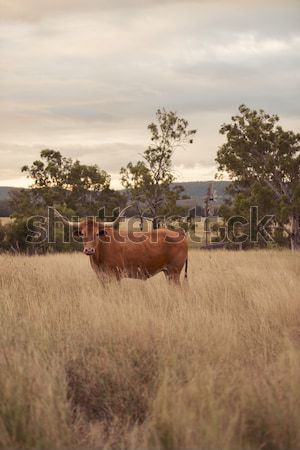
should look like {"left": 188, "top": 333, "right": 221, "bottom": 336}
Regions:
{"left": 25, "top": 206, "right": 275, "bottom": 246}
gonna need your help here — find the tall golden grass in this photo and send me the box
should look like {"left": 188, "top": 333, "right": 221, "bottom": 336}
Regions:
{"left": 0, "top": 217, "right": 13, "bottom": 225}
{"left": 1, "top": 250, "right": 300, "bottom": 450}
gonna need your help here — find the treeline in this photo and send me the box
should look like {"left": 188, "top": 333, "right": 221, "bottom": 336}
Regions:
{"left": 0, "top": 148, "right": 136, "bottom": 252}
{"left": 216, "top": 105, "right": 300, "bottom": 250}
{"left": 0, "top": 105, "right": 299, "bottom": 252}
{"left": 0, "top": 109, "right": 195, "bottom": 253}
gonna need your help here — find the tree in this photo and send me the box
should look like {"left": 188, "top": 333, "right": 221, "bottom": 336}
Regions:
{"left": 21, "top": 149, "right": 110, "bottom": 211}
{"left": 120, "top": 109, "right": 196, "bottom": 228}
{"left": 20, "top": 149, "right": 123, "bottom": 216}
{"left": 216, "top": 105, "right": 300, "bottom": 250}
{"left": 5, "top": 150, "right": 126, "bottom": 254}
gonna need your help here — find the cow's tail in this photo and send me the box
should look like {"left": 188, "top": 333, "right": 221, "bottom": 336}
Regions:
{"left": 184, "top": 257, "right": 188, "bottom": 281}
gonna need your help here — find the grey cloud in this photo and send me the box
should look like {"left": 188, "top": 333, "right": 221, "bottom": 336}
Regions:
{"left": 0, "top": 142, "right": 145, "bottom": 181}
{"left": 0, "top": 0, "right": 200, "bottom": 22}
{"left": 0, "top": 143, "right": 40, "bottom": 180}
{"left": 0, "top": 0, "right": 299, "bottom": 186}
{"left": 1, "top": 0, "right": 299, "bottom": 22}
{"left": 61, "top": 142, "right": 145, "bottom": 172}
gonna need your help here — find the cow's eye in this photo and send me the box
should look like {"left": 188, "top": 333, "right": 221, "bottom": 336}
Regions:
{"left": 97, "top": 229, "right": 106, "bottom": 236}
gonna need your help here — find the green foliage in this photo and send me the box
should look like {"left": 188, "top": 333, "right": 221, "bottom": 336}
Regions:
{"left": 120, "top": 109, "right": 196, "bottom": 225}
{"left": 22, "top": 149, "right": 72, "bottom": 189}
{"left": 216, "top": 105, "right": 300, "bottom": 249}
{"left": 21, "top": 149, "right": 113, "bottom": 215}
{"left": 12, "top": 149, "right": 127, "bottom": 218}
{"left": 1, "top": 149, "right": 126, "bottom": 254}
{"left": 0, "top": 217, "right": 81, "bottom": 254}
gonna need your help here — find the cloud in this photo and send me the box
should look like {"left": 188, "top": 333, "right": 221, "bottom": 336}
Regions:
{"left": 0, "top": 0, "right": 299, "bottom": 187}
{"left": 1, "top": 0, "right": 299, "bottom": 23}
{"left": 0, "top": 0, "right": 217, "bottom": 22}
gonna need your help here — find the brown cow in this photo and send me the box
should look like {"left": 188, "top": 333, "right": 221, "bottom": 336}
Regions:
{"left": 52, "top": 207, "right": 188, "bottom": 284}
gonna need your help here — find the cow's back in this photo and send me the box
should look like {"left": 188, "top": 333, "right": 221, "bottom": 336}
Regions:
{"left": 120, "top": 227, "right": 187, "bottom": 276}
{"left": 94, "top": 227, "right": 188, "bottom": 278}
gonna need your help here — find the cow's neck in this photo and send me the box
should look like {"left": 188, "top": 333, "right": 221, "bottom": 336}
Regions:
{"left": 93, "top": 235, "right": 118, "bottom": 266}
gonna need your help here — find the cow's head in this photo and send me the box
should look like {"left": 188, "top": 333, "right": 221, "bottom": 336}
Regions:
{"left": 51, "top": 206, "right": 132, "bottom": 256}
{"left": 74, "top": 220, "right": 107, "bottom": 255}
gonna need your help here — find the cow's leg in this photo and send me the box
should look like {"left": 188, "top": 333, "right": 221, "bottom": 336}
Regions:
{"left": 95, "top": 268, "right": 122, "bottom": 287}
{"left": 164, "top": 270, "right": 181, "bottom": 285}
{"left": 97, "top": 276, "right": 109, "bottom": 289}
{"left": 95, "top": 271, "right": 111, "bottom": 288}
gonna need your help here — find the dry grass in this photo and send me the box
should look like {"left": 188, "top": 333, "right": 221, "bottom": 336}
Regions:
{"left": 0, "top": 250, "right": 300, "bottom": 450}
{"left": 0, "top": 217, "right": 13, "bottom": 225}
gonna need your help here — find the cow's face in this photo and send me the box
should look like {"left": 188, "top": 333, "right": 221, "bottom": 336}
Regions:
{"left": 74, "top": 220, "right": 107, "bottom": 256}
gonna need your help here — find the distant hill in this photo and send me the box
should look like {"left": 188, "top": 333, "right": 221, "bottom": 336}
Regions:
{"left": 0, "top": 181, "right": 231, "bottom": 216}
{"left": 0, "top": 187, "right": 23, "bottom": 216}
{"left": 0, "top": 186, "right": 18, "bottom": 201}
{"left": 173, "top": 181, "right": 231, "bottom": 202}
{"left": 0, "top": 182, "right": 230, "bottom": 201}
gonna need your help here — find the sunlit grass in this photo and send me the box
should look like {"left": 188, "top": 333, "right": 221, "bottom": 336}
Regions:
{"left": 0, "top": 217, "right": 13, "bottom": 225}
{"left": 0, "top": 250, "right": 300, "bottom": 449}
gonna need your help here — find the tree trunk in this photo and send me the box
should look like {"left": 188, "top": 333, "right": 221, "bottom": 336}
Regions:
{"left": 152, "top": 204, "right": 159, "bottom": 230}
{"left": 290, "top": 215, "right": 300, "bottom": 251}
{"left": 153, "top": 216, "right": 159, "bottom": 230}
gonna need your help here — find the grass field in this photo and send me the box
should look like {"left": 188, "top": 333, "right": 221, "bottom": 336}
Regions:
{"left": 1, "top": 250, "right": 300, "bottom": 450}
{"left": 0, "top": 217, "right": 13, "bottom": 225}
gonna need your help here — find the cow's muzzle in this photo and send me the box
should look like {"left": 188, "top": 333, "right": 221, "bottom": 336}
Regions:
{"left": 83, "top": 248, "right": 95, "bottom": 255}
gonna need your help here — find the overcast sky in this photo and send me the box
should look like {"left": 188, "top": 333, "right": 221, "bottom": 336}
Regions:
{"left": 0, "top": 0, "right": 299, "bottom": 188}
